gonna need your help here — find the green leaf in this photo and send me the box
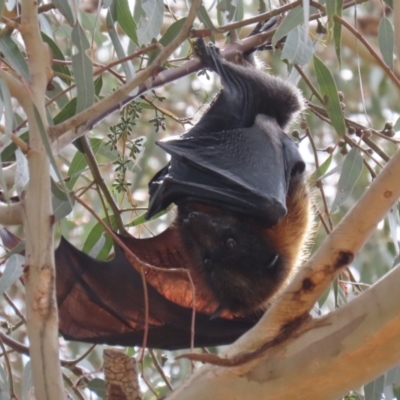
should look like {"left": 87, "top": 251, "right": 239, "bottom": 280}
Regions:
{"left": 126, "top": 209, "right": 168, "bottom": 227}
{"left": 272, "top": 6, "right": 317, "bottom": 48}
{"left": 134, "top": 0, "right": 164, "bottom": 46}
{"left": 0, "top": 75, "right": 14, "bottom": 137}
{"left": 313, "top": 55, "right": 346, "bottom": 137}
{"left": 308, "top": 154, "right": 333, "bottom": 185}
{"left": 22, "top": 361, "right": 33, "bottom": 400}
{"left": 106, "top": 11, "right": 135, "bottom": 80}
{"left": 87, "top": 378, "right": 106, "bottom": 398}
{"left": 52, "top": 0, "right": 75, "bottom": 25}
{"left": 318, "top": 284, "right": 331, "bottom": 308}
{"left": 331, "top": 147, "right": 363, "bottom": 213}
{"left": 196, "top": 4, "right": 218, "bottom": 30}
{"left": 387, "top": 205, "right": 399, "bottom": 255}
{"left": 83, "top": 216, "right": 117, "bottom": 260}
{"left": 33, "top": 106, "right": 73, "bottom": 208}
{"left": 52, "top": 195, "right": 74, "bottom": 221}
{"left": 378, "top": 17, "right": 394, "bottom": 71}
{"left": 0, "top": 35, "right": 30, "bottom": 82}
{"left": 0, "top": 363, "right": 10, "bottom": 398}
{"left": 394, "top": 117, "right": 400, "bottom": 132}
{"left": 53, "top": 98, "right": 77, "bottom": 125}
{"left": 0, "top": 255, "right": 24, "bottom": 297}
{"left": 364, "top": 374, "right": 385, "bottom": 400}
{"left": 148, "top": 18, "right": 187, "bottom": 63}
{"left": 325, "top": 0, "right": 336, "bottom": 37}
{"left": 71, "top": 23, "right": 95, "bottom": 113}
{"left": 217, "top": 0, "right": 237, "bottom": 22}
{"left": 333, "top": 0, "right": 343, "bottom": 65}
{"left": 113, "top": 0, "right": 139, "bottom": 45}
{"left": 281, "top": 25, "right": 313, "bottom": 66}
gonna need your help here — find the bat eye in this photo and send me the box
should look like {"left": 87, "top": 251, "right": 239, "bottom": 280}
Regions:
{"left": 226, "top": 238, "right": 236, "bottom": 249}
{"left": 203, "top": 258, "right": 212, "bottom": 271}
{"left": 188, "top": 212, "right": 198, "bottom": 220}
{"left": 267, "top": 255, "right": 279, "bottom": 268}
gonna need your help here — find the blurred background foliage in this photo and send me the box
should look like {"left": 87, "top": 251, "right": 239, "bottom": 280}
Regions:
{"left": 0, "top": 0, "right": 399, "bottom": 398}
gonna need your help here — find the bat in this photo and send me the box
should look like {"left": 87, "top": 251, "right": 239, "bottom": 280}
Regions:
{"left": 3, "top": 33, "right": 311, "bottom": 350}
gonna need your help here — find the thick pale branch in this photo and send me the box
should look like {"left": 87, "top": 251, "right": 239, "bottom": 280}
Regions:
{"left": 20, "top": 0, "right": 64, "bottom": 399}
{"left": 168, "top": 263, "right": 400, "bottom": 400}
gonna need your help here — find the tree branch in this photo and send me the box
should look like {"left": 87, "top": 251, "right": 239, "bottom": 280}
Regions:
{"left": 20, "top": 0, "right": 65, "bottom": 398}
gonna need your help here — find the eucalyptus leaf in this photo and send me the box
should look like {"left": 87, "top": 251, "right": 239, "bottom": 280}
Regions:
{"left": 0, "top": 35, "right": 30, "bottom": 82}
{"left": 333, "top": 0, "right": 343, "bottom": 65}
{"left": 308, "top": 154, "right": 333, "bottom": 185}
{"left": 0, "top": 363, "right": 10, "bottom": 400}
{"left": 71, "top": 23, "right": 95, "bottom": 113}
{"left": 112, "top": 0, "right": 139, "bottom": 45}
{"left": 134, "top": 0, "right": 164, "bottom": 46}
{"left": 331, "top": 147, "right": 363, "bottom": 213}
{"left": 378, "top": 17, "right": 394, "bottom": 71}
{"left": 0, "top": 75, "right": 16, "bottom": 138}
{"left": 272, "top": 6, "right": 317, "bottom": 48}
{"left": 106, "top": 11, "right": 135, "bottom": 80}
{"left": 0, "top": 254, "right": 24, "bottom": 297}
{"left": 387, "top": 205, "right": 399, "bottom": 255}
{"left": 313, "top": 55, "right": 346, "bottom": 137}
{"left": 87, "top": 378, "right": 106, "bottom": 398}
{"left": 364, "top": 374, "right": 385, "bottom": 400}
{"left": 196, "top": 4, "right": 218, "bottom": 30}
{"left": 15, "top": 149, "right": 29, "bottom": 197}
{"left": 21, "top": 361, "right": 33, "bottom": 400}
{"left": 52, "top": 0, "right": 75, "bottom": 25}
{"left": 281, "top": 25, "right": 313, "bottom": 65}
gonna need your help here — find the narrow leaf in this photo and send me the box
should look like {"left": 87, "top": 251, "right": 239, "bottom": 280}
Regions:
{"left": 313, "top": 55, "right": 346, "bottom": 137}
{"left": 272, "top": 6, "right": 317, "bottom": 48}
{"left": 331, "top": 147, "right": 363, "bottom": 213}
{"left": 0, "top": 363, "right": 10, "bottom": 400}
{"left": 325, "top": 0, "right": 336, "bottom": 37}
{"left": 0, "top": 255, "right": 24, "bottom": 297}
{"left": 106, "top": 11, "right": 135, "bottom": 80}
{"left": 148, "top": 18, "right": 187, "bottom": 63}
{"left": 88, "top": 378, "right": 106, "bottom": 398}
{"left": 15, "top": 149, "right": 29, "bottom": 197}
{"left": 113, "top": 0, "right": 139, "bottom": 45}
{"left": 32, "top": 106, "right": 72, "bottom": 208}
{"left": 71, "top": 23, "right": 94, "bottom": 113}
{"left": 378, "top": 17, "right": 394, "bottom": 71}
{"left": 0, "top": 35, "right": 29, "bottom": 82}
{"left": 52, "top": 195, "right": 74, "bottom": 221}
{"left": 281, "top": 25, "right": 313, "bottom": 66}
{"left": 364, "top": 374, "right": 385, "bottom": 400}
{"left": 308, "top": 154, "right": 333, "bottom": 185}
{"left": 333, "top": 0, "right": 343, "bottom": 65}
{"left": 196, "top": 4, "right": 218, "bottom": 30}
{"left": 134, "top": 0, "right": 164, "bottom": 46}
{"left": 387, "top": 205, "right": 399, "bottom": 254}
{"left": 52, "top": 0, "right": 75, "bottom": 25}
{"left": 0, "top": 76, "right": 14, "bottom": 138}
{"left": 22, "top": 361, "right": 34, "bottom": 400}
